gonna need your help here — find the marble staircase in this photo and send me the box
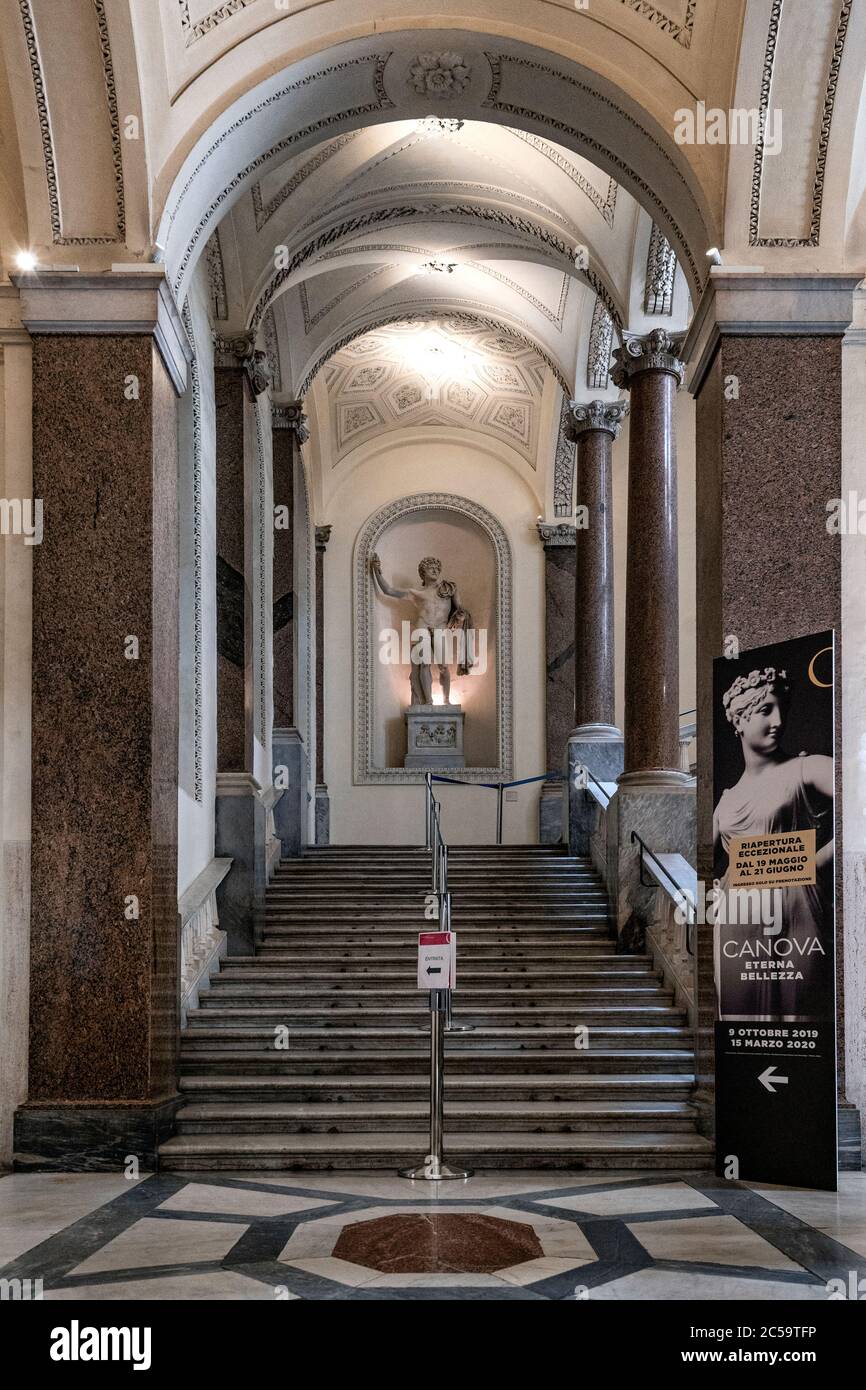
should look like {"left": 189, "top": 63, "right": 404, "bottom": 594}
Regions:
{"left": 159, "top": 845, "right": 713, "bottom": 1171}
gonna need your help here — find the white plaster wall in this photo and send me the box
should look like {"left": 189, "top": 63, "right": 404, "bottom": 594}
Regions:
{"left": 177, "top": 264, "right": 217, "bottom": 897}
{"left": 611, "top": 389, "right": 697, "bottom": 733}
{"left": 324, "top": 432, "right": 545, "bottom": 844}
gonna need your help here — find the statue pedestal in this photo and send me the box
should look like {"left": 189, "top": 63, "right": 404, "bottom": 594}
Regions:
{"left": 404, "top": 704, "right": 465, "bottom": 769}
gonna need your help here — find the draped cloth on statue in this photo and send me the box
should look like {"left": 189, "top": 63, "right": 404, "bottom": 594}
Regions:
{"left": 714, "top": 754, "right": 833, "bottom": 1020}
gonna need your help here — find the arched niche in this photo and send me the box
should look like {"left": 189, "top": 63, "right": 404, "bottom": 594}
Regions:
{"left": 354, "top": 492, "right": 513, "bottom": 784}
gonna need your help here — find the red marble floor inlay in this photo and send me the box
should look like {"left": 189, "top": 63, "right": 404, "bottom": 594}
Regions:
{"left": 332, "top": 1212, "right": 543, "bottom": 1274}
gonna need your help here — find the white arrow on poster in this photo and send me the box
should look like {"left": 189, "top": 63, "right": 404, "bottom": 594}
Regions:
{"left": 417, "top": 931, "right": 456, "bottom": 990}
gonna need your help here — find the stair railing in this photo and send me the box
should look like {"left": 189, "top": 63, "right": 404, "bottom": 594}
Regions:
{"left": 424, "top": 774, "right": 472, "bottom": 1035}
{"left": 426, "top": 770, "right": 564, "bottom": 844}
{"left": 631, "top": 829, "right": 696, "bottom": 955}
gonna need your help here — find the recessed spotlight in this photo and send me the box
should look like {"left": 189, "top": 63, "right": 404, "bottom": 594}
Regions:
{"left": 15, "top": 250, "right": 37, "bottom": 272}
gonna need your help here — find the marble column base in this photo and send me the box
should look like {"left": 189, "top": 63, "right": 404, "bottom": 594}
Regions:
{"left": 13, "top": 1097, "right": 182, "bottom": 1172}
{"left": 565, "top": 736, "right": 623, "bottom": 855}
{"left": 610, "top": 783, "right": 696, "bottom": 949}
{"left": 315, "top": 784, "right": 330, "bottom": 846}
{"left": 272, "top": 727, "right": 308, "bottom": 858}
{"left": 215, "top": 773, "right": 267, "bottom": 955}
{"left": 538, "top": 781, "right": 564, "bottom": 844}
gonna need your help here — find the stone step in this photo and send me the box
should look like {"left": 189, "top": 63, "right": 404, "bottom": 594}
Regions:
{"left": 180, "top": 1025, "right": 693, "bottom": 1052}
{"left": 187, "top": 1004, "right": 685, "bottom": 1029}
{"left": 252, "top": 948, "right": 640, "bottom": 963}
{"left": 178, "top": 1048, "right": 697, "bottom": 1075}
{"left": 263, "top": 912, "right": 613, "bottom": 923}
{"left": 178, "top": 1072, "right": 697, "bottom": 1103}
{"left": 158, "top": 1128, "right": 714, "bottom": 1171}
{"left": 217, "top": 959, "right": 656, "bottom": 976}
{"left": 173, "top": 1098, "right": 699, "bottom": 1134}
{"left": 201, "top": 984, "right": 672, "bottom": 1003}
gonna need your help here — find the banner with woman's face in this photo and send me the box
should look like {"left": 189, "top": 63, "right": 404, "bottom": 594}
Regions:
{"left": 713, "top": 631, "right": 837, "bottom": 1190}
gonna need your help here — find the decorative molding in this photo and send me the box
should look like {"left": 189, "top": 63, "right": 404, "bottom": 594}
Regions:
{"left": 587, "top": 298, "right": 614, "bottom": 390}
{"left": 263, "top": 309, "right": 281, "bottom": 393}
{"left": 481, "top": 51, "right": 705, "bottom": 295}
{"left": 249, "top": 204, "right": 620, "bottom": 338}
{"left": 178, "top": 0, "right": 259, "bottom": 46}
{"left": 644, "top": 223, "right": 676, "bottom": 315}
{"left": 354, "top": 493, "right": 513, "bottom": 784}
{"left": 567, "top": 398, "right": 629, "bottom": 439}
{"left": 213, "top": 331, "right": 272, "bottom": 395}
{"left": 250, "top": 133, "right": 359, "bottom": 231}
{"left": 169, "top": 53, "right": 396, "bottom": 294}
{"left": 272, "top": 401, "right": 309, "bottom": 442}
{"left": 179, "top": 857, "right": 232, "bottom": 1026}
{"left": 408, "top": 52, "right": 471, "bottom": 100}
{"left": 19, "top": 0, "right": 125, "bottom": 244}
{"left": 611, "top": 328, "right": 685, "bottom": 388}
{"left": 299, "top": 266, "right": 389, "bottom": 334}
{"left": 750, "top": 0, "right": 852, "bottom": 247}
{"left": 181, "top": 299, "right": 204, "bottom": 802}
{"left": 618, "top": 0, "right": 698, "bottom": 49}
{"left": 253, "top": 407, "right": 267, "bottom": 742}
{"left": 537, "top": 519, "right": 576, "bottom": 548}
{"left": 315, "top": 524, "right": 332, "bottom": 552}
{"left": 553, "top": 395, "right": 575, "bottom": 517}
{"left": 309, "top": 181, "right": 576, "bottom": 238}
{"left": 508, "top": 129, "right": 618, "bottom": 226}
{"left": 204, "top": 228, "right": 228, "bottom": 319}
{"left": 470, "top": 264, "right": 570, "bottom": 327}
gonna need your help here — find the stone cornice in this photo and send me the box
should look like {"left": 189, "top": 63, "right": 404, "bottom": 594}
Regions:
{"left": 611, "top": 329, "right": 685, "bottom": 390}
{"left": 566, "top": 398, "right": 629, "bottom": 441}
{"left": 683, "top": 269, "right": 864, "bottom": 394}
{"left": 11, "top": 268, "right": 192, "bottom": 394}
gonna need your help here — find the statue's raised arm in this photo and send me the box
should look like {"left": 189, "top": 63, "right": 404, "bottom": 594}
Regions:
{"left": 370, "top": 552, "right": 412, "bottom": 600}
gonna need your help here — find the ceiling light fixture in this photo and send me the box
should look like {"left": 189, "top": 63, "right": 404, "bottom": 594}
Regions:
{"left": 416, "top": 116, "right": 464, "bottom": 136}
{"left": 15, "top": 250, "right": 37, "bottom": 272}
{"left": 706, "top": 247, "right": 723, "bottom": 265}
{"left": 420, "top": 259, "right": 458, "bottom": 275}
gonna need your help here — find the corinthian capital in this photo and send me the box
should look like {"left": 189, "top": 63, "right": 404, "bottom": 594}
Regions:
{"left": 611, "top": 328, "right": 686, "bottom": 389}
{"left": 213, "top": 330, "right": 272, "bottom": 397}
{"left": 272, "top": 400, "right": 310, "bottom": 443}
{"left": 566, "top": 398, "right": 629, "bottom": 441}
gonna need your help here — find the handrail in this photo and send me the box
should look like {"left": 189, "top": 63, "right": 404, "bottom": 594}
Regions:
{"left": 630, "top": 829, "right": 695, "bottom": 955}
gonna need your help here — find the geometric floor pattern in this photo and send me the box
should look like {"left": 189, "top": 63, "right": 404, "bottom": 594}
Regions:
{"left": 1, "top": 1170, "right": 864, "bottom": 1301}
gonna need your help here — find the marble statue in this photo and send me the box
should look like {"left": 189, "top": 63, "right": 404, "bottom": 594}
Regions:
{"left": 371, "top": 553, "right": 472, "bottom": 705}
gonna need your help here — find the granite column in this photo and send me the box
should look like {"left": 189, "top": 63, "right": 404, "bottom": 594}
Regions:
{"left": 271, "top": 401, "right": 309, "bottom": 857}
{"left": 536, "top": 522, "right": 575, "bottom": 843}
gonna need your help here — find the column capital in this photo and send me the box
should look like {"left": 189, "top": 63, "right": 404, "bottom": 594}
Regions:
{"left": 213, "top": 330, "right": 272, "bottom": 397}
{"left": 566, "top": 398, "right": 628, "bottom": 441}
{"left": 315, "top": 524, "right": 332, "bottom": 553}
{"left": 611, "top": 328, "right": 686, "bottom": 389}
{"left": 272, "top": 400, "right": 310, "bottom": 442}
{"left": 536, "top": 521, "right": 576, "bottom": 549}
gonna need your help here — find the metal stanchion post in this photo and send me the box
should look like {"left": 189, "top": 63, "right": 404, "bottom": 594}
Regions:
{"left": 443, "top": 890, "right": 473, "bottom": 1033}
{"left": 496, "top": 782, "right": 504, "bottom": 844}
{"left": 399, "top": 990, "right": 472, "bottom": 1181}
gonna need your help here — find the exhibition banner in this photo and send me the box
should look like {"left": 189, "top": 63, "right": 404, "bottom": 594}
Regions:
{"left": 713, "top": 632, "right": 837, "bottom": 1190}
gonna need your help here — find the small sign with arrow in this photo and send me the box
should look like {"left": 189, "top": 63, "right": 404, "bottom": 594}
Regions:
{"left": 758, "top": 1065, "right": 789, "bottom": 1094}
{"left": 417, "top": 931, "right": 455, "bottom": 990}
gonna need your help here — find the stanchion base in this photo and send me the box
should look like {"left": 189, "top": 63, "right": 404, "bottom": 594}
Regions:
{"left": 398, "top": 1158, "right": 473, "bottom": 1181}
{"left": 445, "top": 1022, "right": 474, "bottom": 1033}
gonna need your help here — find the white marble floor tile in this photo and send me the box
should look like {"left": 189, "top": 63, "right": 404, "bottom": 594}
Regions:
{"left": 48, "top": 1270, "right": 286, "bottom": 1300}
{"left": 498, "top": 1256, "right": 591, "bottom": 1286}
{"left": 588, "top": 1269, "right": 828, "bottom": 1300}
{"left": 541, "top": 1181, "right": 718, "bottom": 1217}
{"left": 626, "top": 1213, "right": 802, "bottom": 1270}
{"left": 283, "top": 1256, "right": 380, "bottom": 1287}
{"left": 0, "top": 1172, "right": 148, "bottom": 1265}
{"left": 69, "top": 1216, "right": 247, "bottom": 1276}
{"left": 157, "top": 1183, "right": 337, "bottom": 1219}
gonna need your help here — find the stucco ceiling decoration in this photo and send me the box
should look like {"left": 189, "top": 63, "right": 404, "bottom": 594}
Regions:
{"left": 749, "top": 0, "right": 853, "bottom": 248}
{"left": 177, "top": 0, "right": 259, "bottom": 46}
{"left": 325, "top": 320, "right": 548, "bottom": 465}
{"left": 507, "top": 130, "right": 619, "bottom": 226}
{"left": 618, "top": 0, "right": 698, "bottom": 48}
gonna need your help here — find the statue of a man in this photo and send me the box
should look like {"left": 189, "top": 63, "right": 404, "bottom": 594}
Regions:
{"left": 371, "top": 553, "right": 471, "bottom": 704}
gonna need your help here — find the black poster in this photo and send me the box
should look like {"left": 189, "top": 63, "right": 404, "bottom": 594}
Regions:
{"left": 712, "top": 632, "right": 837, "bottom": 1191}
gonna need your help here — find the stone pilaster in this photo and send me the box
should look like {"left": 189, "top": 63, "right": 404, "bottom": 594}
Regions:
{"left": 314, "top": 524, "right": 331, "bottom": 845}
{"left": 272, "top": 401, "right": 310, "bottom": 857}
{"left": 213, "top": 332, "right": 272, "bottom": 953}
{"left": 536, "top": 521, "right": 575, "bottom": 843}
{"left": 684, "top": 271, "right": 860, "bottom": 1148}
{"left": 12, "top": 269, "right": 189, "bottom": 1167}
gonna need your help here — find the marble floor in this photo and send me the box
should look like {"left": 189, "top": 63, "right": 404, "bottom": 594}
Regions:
{"left": 0, "top": 1169, "right": 864, "bottom": 1301}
